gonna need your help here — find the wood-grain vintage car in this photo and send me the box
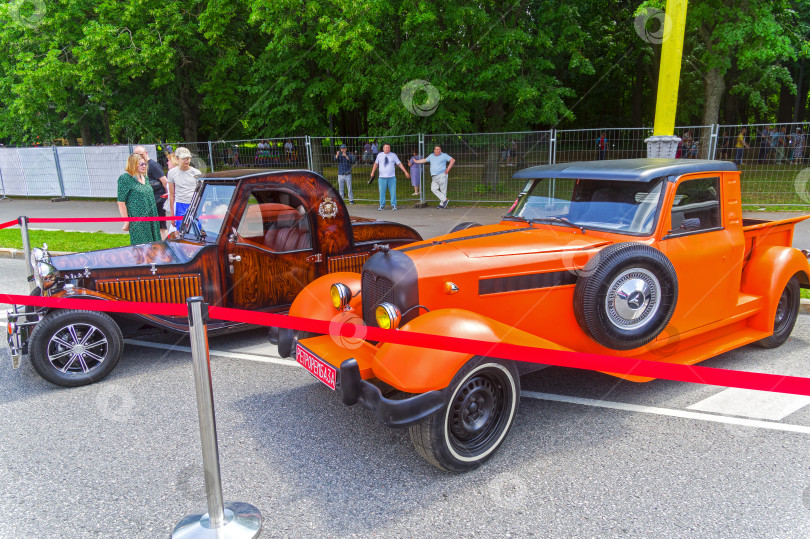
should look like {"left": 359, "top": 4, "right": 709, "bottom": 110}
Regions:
{"left": 6, "top": 169, "right": 421, "bottom": 387}
{"left": 281, "top": 158, "right": 810, "bottom": 472}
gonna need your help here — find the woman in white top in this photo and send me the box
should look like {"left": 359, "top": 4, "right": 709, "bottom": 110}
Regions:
{"left": 167, "top": 147, "right": 202, "bottom": 230}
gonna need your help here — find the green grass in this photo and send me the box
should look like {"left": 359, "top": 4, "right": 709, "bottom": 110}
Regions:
{"left": 802, "top": 289, "right": 810, "bottom": 300}
{"left": 0, "top": 229, "right": 129, "bottom": 252}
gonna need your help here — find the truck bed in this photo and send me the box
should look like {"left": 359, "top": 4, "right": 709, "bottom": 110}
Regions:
{"left": 742, "top": 215, "right": 810, "bottom": 260}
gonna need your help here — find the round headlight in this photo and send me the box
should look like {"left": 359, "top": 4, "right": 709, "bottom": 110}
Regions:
{"left": 30, "top": 247, "right": 44, "bottom": 268}
{"left": 330, "top": 283, "right": 351, "bottom": 310}
{"left": 36, "top": 261, "right": 59, "bottom": 290}
{"left": 375, "top": 302, "right": 401, "bottom": 330}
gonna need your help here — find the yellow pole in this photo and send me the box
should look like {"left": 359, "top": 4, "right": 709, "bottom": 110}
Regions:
{"left": 653, "top": 0, "right": 689, "bottom": 136}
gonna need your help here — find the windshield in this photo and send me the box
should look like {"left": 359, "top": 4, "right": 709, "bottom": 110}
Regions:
{"left": 506, "top": 177, "right": 665, "bottom": 235}
{"left": 185, "top": 184, "right": 237, "bottom": 242}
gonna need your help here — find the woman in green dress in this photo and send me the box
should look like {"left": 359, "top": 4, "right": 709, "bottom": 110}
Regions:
{"left": 117, "top": 153, "right": 161, "bottom": 245}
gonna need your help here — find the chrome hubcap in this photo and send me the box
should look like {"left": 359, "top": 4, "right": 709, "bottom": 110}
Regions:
{"left": 47, "top": 323, "right": 108, "bottom": 375}
{"left": 606, "top": 268, "right": 661, "bottom": 330}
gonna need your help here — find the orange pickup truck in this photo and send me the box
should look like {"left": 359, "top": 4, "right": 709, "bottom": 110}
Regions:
{"left": 280, "top": 159, "right": 810, "bottom": 472}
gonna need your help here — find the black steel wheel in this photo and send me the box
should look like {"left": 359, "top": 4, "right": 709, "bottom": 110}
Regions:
{"left": 29, "top": 309, "right": 123, "bottom": 387}
{"left": 755, "top": 276, "right": 800, "bottom": 349}
{"left": 409, "top": 357, "right": 519, "bottom": 473}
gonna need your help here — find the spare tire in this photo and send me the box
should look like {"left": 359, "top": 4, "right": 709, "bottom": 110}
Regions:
{"left": 573, "top": 242, "right": 678, "bottom": 350}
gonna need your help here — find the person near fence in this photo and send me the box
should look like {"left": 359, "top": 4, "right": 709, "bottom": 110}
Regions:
{"left": 597, "top": 132, "right": 607, "bottom": 160}
{"left": 408, "top": 149, "right": 422, "bottom": 196}
{"left": 335, "top": 144, "right": 355, "bottom": 204}
{"left": 370, "top": 143, "right": 410, "bottom": 211}
{"left": 757, "top": 126, "right": 770, "bottom": 164}
{"left": 791, "top": 128, "right": 805, "bottom": 165}
{"left": 167, "top": 147, "right": 202, "bottom": 230}
{"left": 362, "top": 141, "right": 372, "bottom": 164}
{"left": 734, "top": 128, "right": 749, "bottom": 165}
{"left": 412, "top": 144, "right": 455, "bottom": 209}
{"left": 134, "top": 145, "right": 170, "bottom": 240}
{"left": 117, "top": 154, "right": 160, "bottom": 245}
{"left": 776, "top": 127, "right": 790, "bottom": 165}
{"left": 284, "top": 140, "right": 294, "bottom": 162}
{"left": 371, "top": 140, "right": 379, "bottom": 159}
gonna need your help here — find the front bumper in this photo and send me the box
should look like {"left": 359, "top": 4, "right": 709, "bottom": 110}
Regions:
{"left": 338, "top": 358, "right": 446, "bottom": 428}
{"left": 6, "top": 304, "right": 43, "bottom": 368}
{"left": 281, "top": 328, "right": 446, "bottom": 428}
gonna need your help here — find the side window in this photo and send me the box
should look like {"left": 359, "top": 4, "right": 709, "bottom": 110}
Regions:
{"left": 236, "top": 190, "right": 312, "bottom": 252}
{"left": 670, "top": 177, "right": 721, "bottom": 234}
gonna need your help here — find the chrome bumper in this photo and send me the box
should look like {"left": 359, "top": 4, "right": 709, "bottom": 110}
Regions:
{"left": 6, "top": 305, "right": 43, "bottom": 369}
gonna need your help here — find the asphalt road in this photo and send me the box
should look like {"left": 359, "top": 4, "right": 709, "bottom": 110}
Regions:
{"left": 1, "top": 256, "right": 810, "bottom": 538}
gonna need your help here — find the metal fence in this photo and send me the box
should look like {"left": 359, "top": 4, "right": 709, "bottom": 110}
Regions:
{"left": 2, "top": 124, "right": 809, "bottom": 207}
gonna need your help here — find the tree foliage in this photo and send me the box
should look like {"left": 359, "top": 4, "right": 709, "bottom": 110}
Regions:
{"left": 0, "top": 0, "right": 807, "bottom": 146}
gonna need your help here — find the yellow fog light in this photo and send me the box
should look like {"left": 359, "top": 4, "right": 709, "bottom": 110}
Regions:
{"left": 330, "top": 283, "right": 351, "bottom": 310}
{"left": 375, "top": 302, "right": 401, "bottom": 330}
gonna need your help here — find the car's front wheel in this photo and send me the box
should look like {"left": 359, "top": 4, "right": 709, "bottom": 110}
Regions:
{"left": 409, "top": 357, "right": 520, "bottom": 473}
{"left": 29, "top": 310, "right": 123, "bottom": 387}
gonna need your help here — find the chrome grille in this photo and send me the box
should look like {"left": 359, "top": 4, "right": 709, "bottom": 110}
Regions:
{"left": 328, "top": 252, "right": 370, "bottom": 274}
{"left": 361, "top": 271, "right": 395, "bottom": 327}
{"left": 97, "top": 274, "right": 202, "bottom": 304}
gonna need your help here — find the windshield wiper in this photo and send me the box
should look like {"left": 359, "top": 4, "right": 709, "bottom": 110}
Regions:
{"left": 528, "top": 217, "right": 584, "bottom": 234}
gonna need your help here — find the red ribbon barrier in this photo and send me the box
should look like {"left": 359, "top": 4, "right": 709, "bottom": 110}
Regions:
{"left": 0, "top": 219, "right": 18, "bottom": 230}
{"left": 3, "top": 293, "right": 810, "bottom": 397}
{"left": 29, "top": 216, "right": 176, "bottom": 224}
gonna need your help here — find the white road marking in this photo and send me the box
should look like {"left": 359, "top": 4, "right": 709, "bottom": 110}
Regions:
{"left": 686, "top": 388, "right": 810, "bottom": 420}
{"left": 124, "top": 339, "right": 299, "bottom": 367}
{"left": 523, "top": 391, "right": 810, "bottom": 435}
{"left": 124, "top": 338, "right": 810, "bottom": 434}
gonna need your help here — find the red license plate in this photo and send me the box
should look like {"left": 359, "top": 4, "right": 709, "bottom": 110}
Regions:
{"left": 296, "top": 343, "right": 336, "bottom": 390}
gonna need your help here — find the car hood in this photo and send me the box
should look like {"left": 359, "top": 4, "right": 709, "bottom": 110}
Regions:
{"left": 50, "top": 240, "right": 205, "bottom": 271}
{"left": 403, "top": 223, "right": 612, "bottom": 259}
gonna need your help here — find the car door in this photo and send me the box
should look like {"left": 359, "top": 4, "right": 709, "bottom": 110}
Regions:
{"left": 225, "top": 189, "right": 319, "bottom": 311}
{"left": 656, "top": 174, "right": 744, "bottom": 334}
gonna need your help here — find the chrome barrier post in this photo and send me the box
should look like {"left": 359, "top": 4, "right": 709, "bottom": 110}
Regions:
{"left": 172, "top": 297, "right": 262, "bottom": 539}
{"left": 19, "top": 216, "right": 35, "bottom": 291}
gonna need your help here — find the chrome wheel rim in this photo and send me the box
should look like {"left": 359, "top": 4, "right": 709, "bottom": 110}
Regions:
{"left": 605, "top": 268, "right": 661, "bottom": 330}
{"left": 46, "top": 323, "right": 109, "bottom": 375}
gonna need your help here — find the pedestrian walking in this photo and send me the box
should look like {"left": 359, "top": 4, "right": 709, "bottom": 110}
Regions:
{"left": 335, "top": 144, "right": 355, "bottom": 204}
{"left": 408, "top": 149, "right": 422, "bottom": 196}
{"left": 735, "top": 127, "right": 749, "bottom": 166}
{"left": 597, "top": 132, "right": 607, "bottom": 160}
{"left": 134, "top": 145, "right": 169, "bottom": 240}
{"left": 167, "top": 147, "right": 202, "bottom": 230}
{"left": 369, "top": 143, "right": 410, "bottom": 211}
{"left": 412, "top": 144, "right": 455, "bottom": 209}
{"left": 117, "top": 153, "right": 160, "bottom": 245}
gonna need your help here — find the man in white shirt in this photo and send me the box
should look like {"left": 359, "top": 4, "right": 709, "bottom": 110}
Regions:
{"left": 369, "top": 143, "right": 410, "bottom": 210}
{"left": 412, "top": 144, "right": 455, "bottom": 209}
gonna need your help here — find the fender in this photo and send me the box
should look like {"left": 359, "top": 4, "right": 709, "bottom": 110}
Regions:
{"left": 741, "top": 246, "right": 810, "bottom": 332}
{"left": 371, "top": 308, "right": 573, "bottom": 393}
{"left": 289, "top": 272, "right": 362, "bottom": 319}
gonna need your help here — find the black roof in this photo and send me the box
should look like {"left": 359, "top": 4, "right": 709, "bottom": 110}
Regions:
{"left": 513, "top": 159, "right": 738, "bottom": 182}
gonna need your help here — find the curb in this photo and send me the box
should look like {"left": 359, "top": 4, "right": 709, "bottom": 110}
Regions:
{"left": 3, "top": 246, "right": 810, "bottom": 315}
{"left": 0, "top": 248, "right": 73, "bottom": 259}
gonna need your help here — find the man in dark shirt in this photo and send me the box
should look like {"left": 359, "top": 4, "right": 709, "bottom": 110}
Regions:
{"left": 135, "top": 145, "right": 169, "bottom": 239}
{"left": 334, "top": 144, "right": 356, "bottom": 204}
